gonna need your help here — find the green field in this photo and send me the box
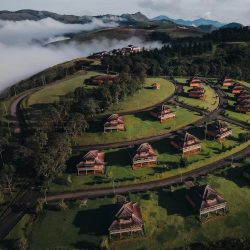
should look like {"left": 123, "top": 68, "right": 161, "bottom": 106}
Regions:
{"left": 50, "top": 124, "right": 248, "bottom": 192}
{"left": 5, "top": 169, "right": 249, "bottom": 250}
{"left": 178, "top": 85, "right": 219, "bottom": 111}
{"left": 175, "top": 77, "right": 188, "bottom": 84}
{"left": 74, "top": 106, "right": 201, "bottom": 146}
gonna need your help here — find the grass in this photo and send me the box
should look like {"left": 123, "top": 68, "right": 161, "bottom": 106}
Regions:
{"left": 73, "top": 106, "right": 201, "bottom": 146}
{"left": 18, "top": 171, "right": 250, "bottom": 250}
{"left": 50, "top": 124, "right": 248, "bottom": 192}
{"left": 238, "top": 80, "right": 250, "bottom": 89}
{"left": 24, "top": 71, "right": 99, "bottom": 107}
{"left": 175, "top": 77, "right": 188, "bottom": 84}
{"left": 178, "top": 85, "right": 219, "bottom": 111}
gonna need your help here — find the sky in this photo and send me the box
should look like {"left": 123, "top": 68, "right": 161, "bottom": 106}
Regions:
{"left": 0, "top": 0, "right": 250, "bottom": 24}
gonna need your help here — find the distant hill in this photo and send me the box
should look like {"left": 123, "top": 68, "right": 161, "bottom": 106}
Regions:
{"left": 220, "top": 22, "right": 244, "bottom": 29}
{"left": 0, "top": 9, "right": 148, "bottom": 25}
{"left": 153, "top": 15, "right": 225, "bottom": 28}
{"left": 198, "top": 25, "right": 217, "bottom": 33}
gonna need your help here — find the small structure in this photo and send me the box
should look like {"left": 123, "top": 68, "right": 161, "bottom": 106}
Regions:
{"left": 236, "top": 91, "right": 250, "bottom": 102}
{"left": 132, "top": 143, "right": 157, "bottom": 169}
{"left": 86, "top": 74, "right": 118, "bottom": 85}
{"left": 150, "top": 105, "right": 176, "bottom": 123}
{"left": 171, "top": 132, "right": 201, "bottom": 156}
{"left": 222, "top": 77, "right": 233, "bottom": 87}
{"left": 104, "top": 114, "right": 125, "bottom": 132}
{"left": 206, "top": 120, "right": 232, "bottom": 142}
{"left": 109, "top": 202, "right": 144, "bottom": 239}
{"left": 186, "top": 184, "right": 227, "bottom": 220}
{"left": 189, "top": 77, "right": 203, "bottom": 88}
{"left": 230, "top": 83, "right": 244, "bottom": 94}
{"left": 76, "top": 150, "right": 105, "bottom": 175}
{"left": 188, "top": 87, "right": 206, "bottom": 99}
{"left": 236, "top": 99, "right": 250, "bottom": 114}
{"left": 151, "top": 83, "right": 160, "bottom": 90}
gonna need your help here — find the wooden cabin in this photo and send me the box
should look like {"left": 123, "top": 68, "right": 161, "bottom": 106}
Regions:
{"left": 104, "top": 114, "right": 125, "bottom": 132}
{"left": 152, "top": 83, "right": 160, "bottom": 90}
{"left": 186, "top": 184, "right": 227, "bottom": 220}
{"left": 189, "top": 77, "right": 203, "bottom": 88}
{"left": 150, "top": 105, "right": 176, "bottom": 123}
{"left": 132, "top": 143, "right": 157, "bottom": 169}
{"left": 236, "top": 99, "right": 250, "bottom": 114}
{"left": 86, "top": 74, "right": 118, "bottom": 85}
{"left": 206, "top": 120, "right": 232, "bottom": 142}
{"left": 76, "top": 150, "right": 105, "bottom": 175}
{"left": 171, "top": 132, "right": 201, "bottom": 156}
{"left": 230, "top": 83, "right": 244, "bottom": 94}
{"left": 236, "top": 91, "right": 250, "bottom": 102}
{"left": 188, "top": 87, "right": 206, "bottom": 99}
{"left": 222, "top": 77, "right": 233, "bottom": 87}
{"left": 109, "top": 202, "right": 144, "bottom": 239}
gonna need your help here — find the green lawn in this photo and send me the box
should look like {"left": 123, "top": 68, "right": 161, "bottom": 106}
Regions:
{"left": 15, "top": 171, "right": 250, "bottom": 250}
{"left": 24, "top": 71, "right": 99, "bottom": 106}
{"left": 178, "top": 85, "right": 219, "bottom": 111}
{"left": 238, "top": 80, "right": 250, "bottom": 89}
{"left": 74, "top": 106, "right": 201, "bottom": 146}
{"left": 175, "top": 77, "right": 188, "bottom": 84}
{"left": 50, "top": 124, "right": 248, "bottom": 192}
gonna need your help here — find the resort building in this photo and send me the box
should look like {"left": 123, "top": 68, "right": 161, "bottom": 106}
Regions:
{"left": 188, "top": 77, "right": 203, "bottom": 88}
{"left": 86, "top": 74, "right": 118, "bottom": 85}
{"left": 76, "top": 150, "right": 105, "bottom": 175}
{"left": 150, "top": 104, "right": 176, "bottom": 123}
{"left": 186, "top": 184, "right": 227, "bottom": 220}
{"left": 236, "top": 99, "right": 250, "bottom": 114}
{"left": 188, "top": 87, "right": 206, "bottom": 99}
{"left": 132, "top": 143, "right": 157, "bottom": 169}
{"left": 152, "top": 83, "right": 161, "bottom": 90}
{"left": 104, "top": 114, "right": 125, "bottom": 132}
{"left": 221, "top": 77, "right": 233, "bottom": 87}
{"left": 230, "top": 83, "right": 244, "bottom": 94}
{"left": 236, "top": 91, "right": 250, "bottom": 102}
{"left": 171, "top": 132, "right": 201, "bottom": 156}
{"left": 109, "top": 202, "right": 144, "bottom": 239}
{"left": 206, "top": 120, "right": 232, "bottom": 142}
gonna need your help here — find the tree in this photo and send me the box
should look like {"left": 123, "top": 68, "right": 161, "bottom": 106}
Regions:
{"left": 66, "top": 113, "right": 89, "bottom": 137}
{"left": 35, "top": 198, "right": 45, "bottom": 214}
{"left": 0, "top": 164, "right": 15, "bottom": 192}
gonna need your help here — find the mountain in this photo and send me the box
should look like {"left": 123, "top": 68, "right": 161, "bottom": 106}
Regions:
{"left": 198, "top": 25, "right": 217, "bottom": 33}
{"left": 0, "top": 9, "right": 148, "bottom": 24}
{"left": 220, "top": 22, "right": 244, "bottom": 29}
{"left": 153, "top": 15, "right": 225, "bottom": 28}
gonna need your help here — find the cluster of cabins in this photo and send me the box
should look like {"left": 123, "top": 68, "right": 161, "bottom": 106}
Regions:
{"left": 88, "top": 45, "right": 142, "bottom": 60}
{"left": 107, "top": 183, "right": 228, "bottom": 239}
{"left": 186, "top": 77, "right": 206, "bottom": 99}
{"left": 76, "top": 120, "right": 232, "bottom": 175}
{"left": 221, "top": 77, "right": 250, "bottom": 114}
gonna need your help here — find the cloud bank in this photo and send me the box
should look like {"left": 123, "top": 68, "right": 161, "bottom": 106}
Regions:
{"left": 0, "top": 18, "right": 162, "bottom": 92}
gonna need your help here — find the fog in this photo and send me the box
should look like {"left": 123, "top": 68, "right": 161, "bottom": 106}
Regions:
{"left": 0, "top": 18, "right": 162, "bottom": 92}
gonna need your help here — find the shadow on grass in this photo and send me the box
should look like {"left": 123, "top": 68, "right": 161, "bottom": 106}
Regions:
{"left": 73, "top": 204, "right": 117, "bottom": 236}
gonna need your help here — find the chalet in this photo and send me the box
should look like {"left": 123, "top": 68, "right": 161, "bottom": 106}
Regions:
{"left": 236, "top": 91, "right": 250, "bottom": 102}
{"left": 152, "top": 83, "right": 161, "bottom": 90}
{"left": 132, "top": 143, "right": 157, "bottom": 169}
{"left": 243, "top": 168, "right": 250, "bottom": 180}
{"left": 86, "top": 74, "right": 118, "bottom": 85}
{"left": 206, "top": 120, "right": 232, "bottom": 142}
{"left": 188, "top": 87, "right": 206, "bottom": 99}
{"left": 150, "top": 104, "right": 176, "bottom": 123}
{"left": 230, "top": 83, "right": 244, "bottom": 94}
{"left": 171, "top": 132, "right": 201, "bottom": 156}
{"left": 222, "top": 77, "right": 233, "bottom": 87}
{"left": 76, "top": 150, "right": 105, "bottom": 175}
{"left": 125, "top": 45, "right": 142, "bottom": 53}
{"left": 109, "top": 202, "right": 144, "bottom": 239}
{"left": 186, "top": 184, "right": 227, "bottom": 220}
{"left": 104, "top": 114, "right": 125, "bottom": 132}
{"left": 235, "top": 99, "right": 250, "bottom": 114}
{"left": 188, "top": 77, "right": 203, "bottom": 88}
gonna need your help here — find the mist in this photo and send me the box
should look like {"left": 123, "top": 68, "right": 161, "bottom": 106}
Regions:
{"left": 0, "top": 18, "right": 163, "bottom": 92}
